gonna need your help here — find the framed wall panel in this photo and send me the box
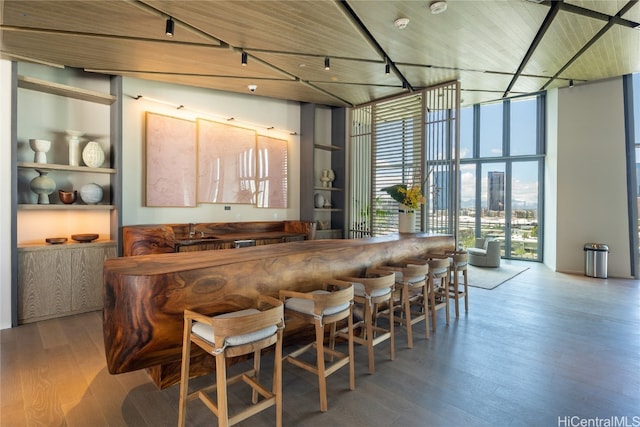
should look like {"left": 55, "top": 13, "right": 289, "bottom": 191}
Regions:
{"left": 145, "top": 112, "right": 197, "bottom": 207}
{"left": 197, "top": 119, "right": 257, "bottom": 204}
{"left": 256, "top": 135, "right": 288, "bottom": 208}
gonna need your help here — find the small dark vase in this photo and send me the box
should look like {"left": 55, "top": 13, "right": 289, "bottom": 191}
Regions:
{"left": 59, "top": 189, "right": 77, "bottom": 204}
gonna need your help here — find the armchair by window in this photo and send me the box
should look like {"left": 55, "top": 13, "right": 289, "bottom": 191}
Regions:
{"left": 468, "top": 238, "right": 501, "bottom": 267}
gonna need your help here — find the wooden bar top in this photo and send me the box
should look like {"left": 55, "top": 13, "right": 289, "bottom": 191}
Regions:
{"left": 103, "top": 233, "right": 454, "bottom": 387}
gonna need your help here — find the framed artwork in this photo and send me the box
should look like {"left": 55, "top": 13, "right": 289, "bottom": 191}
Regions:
{"left": 197, "top": 119, "right": 257, "bottom": 204}
{"left": 256, "top": 135, "right": 288, "bottom": 208}
{"left": 145, "top": 112, "right": 197, "bottom": 207}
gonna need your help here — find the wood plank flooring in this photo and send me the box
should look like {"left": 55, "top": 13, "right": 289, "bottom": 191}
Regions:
{"left": 2, "top": 261, "right": 639, "bottom": 426}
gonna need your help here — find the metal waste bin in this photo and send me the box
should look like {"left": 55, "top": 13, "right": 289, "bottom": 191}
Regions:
{"left": 584, "top": 243, "right": 609, "bottom": 278}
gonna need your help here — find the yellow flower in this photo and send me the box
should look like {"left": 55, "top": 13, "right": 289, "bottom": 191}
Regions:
{"left": 382, "top": 184, "right": 425, "bottom": 210}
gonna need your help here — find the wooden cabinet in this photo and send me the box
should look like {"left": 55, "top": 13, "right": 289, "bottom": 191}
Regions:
{"left": 300, "top": 103, "right": 346, "bottom": 238}
{"left": 18, "top": 242, "right": 117, "bottom": 324}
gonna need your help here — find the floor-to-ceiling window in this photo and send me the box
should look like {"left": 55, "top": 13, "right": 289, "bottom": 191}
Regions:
{"left": 458, "top": 94, "right": 545, "bottom": 261}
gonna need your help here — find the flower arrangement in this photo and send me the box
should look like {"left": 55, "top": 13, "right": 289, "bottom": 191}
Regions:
{"left": 381, "top": 184, "right": 425, "bottom": 210}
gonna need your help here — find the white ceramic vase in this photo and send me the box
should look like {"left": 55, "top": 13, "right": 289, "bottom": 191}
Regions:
{"left": 82, "top": 141, "right": 105, "bottom": 168}
{"left": 314, "top": 193, "right": 325, "bottom": 208}
{"left": 66, "top": 130, "right": 84, "bottom": 166}
{"left": 80, "top": 183, "right": 103, "bottom": 204}
{"left": 398, "top": 203, "right": 416, "bottom": 233}
{"left": 30, "top": 169, "right": 56, "bottom": 204}
{"left": 29, "top": 139, "right": 51, "bottom": 164}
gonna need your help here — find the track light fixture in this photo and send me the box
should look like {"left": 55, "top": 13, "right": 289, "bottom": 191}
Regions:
{"left": 569, "top": 79, "right": 574, "bottom": 88}
{"left": 165, "top": 17, "right": 174, "bottom": 37}
{"left": 324, "top": 56, "right": 330, "bottom": 71}
{"left": 241, "top": 51, "right": 247, "bottom": 66}
{"left": 385, "top": 61, "right": 390, "bottom": 75}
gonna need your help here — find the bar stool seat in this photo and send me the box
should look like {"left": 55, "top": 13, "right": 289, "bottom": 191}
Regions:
{"left": 178, "top": 295, "right": 284, "bottom": 427}
{"left": 279, "top": 280, "right": 355, "bottom": 412}
{"left": 339, "top": 268, "right": 396, "bottom": 373}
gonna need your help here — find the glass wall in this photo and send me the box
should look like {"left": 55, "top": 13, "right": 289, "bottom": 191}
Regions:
{"left": 458, "top": 94, "right": 544, "bottom": 261}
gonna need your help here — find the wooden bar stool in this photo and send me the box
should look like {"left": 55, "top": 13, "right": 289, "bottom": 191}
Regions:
{"left": 178, "top": 295, "right": 284, "bottom": 427}
{"left": 279, "top": 280, "right": 354, "bottom": 412}
{"left": 447, "top": 251, "right": 469, "bottom": 316}
{"left": 427, "top": 258, "right": 450, "bottom": 331}
{"left": 339, "top": 268, "right": 396, "bottom": 373}
{"left": 378, "top": 262, "right": 429, "bottom": 348}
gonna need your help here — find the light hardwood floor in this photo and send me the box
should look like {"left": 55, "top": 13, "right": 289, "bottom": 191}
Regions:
{"left": 2, "top": 261, "right": 639, "bottom": 426}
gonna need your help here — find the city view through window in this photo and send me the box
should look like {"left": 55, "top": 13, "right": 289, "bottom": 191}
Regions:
{"left": 458, "top": 96, "right": 543, "bottom": 260}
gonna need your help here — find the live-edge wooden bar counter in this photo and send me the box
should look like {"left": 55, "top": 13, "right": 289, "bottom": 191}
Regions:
{"left": 103, "top": 233, "right": 454, "bottom": 388}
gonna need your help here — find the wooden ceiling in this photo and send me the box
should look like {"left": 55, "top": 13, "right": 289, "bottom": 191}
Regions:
{"left": 2, "top": 0, "right": 640, "bottom": 107}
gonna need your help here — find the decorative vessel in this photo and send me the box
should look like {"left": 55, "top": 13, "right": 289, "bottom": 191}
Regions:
{"left": 58, "top": 189, "right": 77, "bottom": 204}
{"left": 82, "top": 141, "right": 105, "bottom": 168}
{"left": 29, "top": 139, "right": 51, "bottom": 164}
{"left": 29, "top": 169, "right": 56, "bottom": 204}
{"left": 45, "top": 237, "right": 67, "bottom": 245}
{"left": 66, "top": 130, "right": 84, "bottom": 166}
{"left": 398, "top": 203, "right": 416, "bottom": 233}
{"left": 80, "top": 183, "right": 103, "bottom": 204}
{"left": 314, "top": 193, "right": 325, "bottom": 208}
{"left": 71, "top": 233, "right": 99, "bottom": 243}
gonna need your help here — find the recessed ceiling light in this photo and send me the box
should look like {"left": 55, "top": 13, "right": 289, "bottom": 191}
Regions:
{"left": 429, "top": 1, "right": 447, "bottom": 14}
{"left": 394, "top": 17, "right": 410, "bottom": 29}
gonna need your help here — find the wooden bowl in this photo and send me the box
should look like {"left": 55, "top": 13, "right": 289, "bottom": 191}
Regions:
{"left": 71, "top": 234, "right": 99, "bottom": 243}
{"left": 59, "top": 190, "right": 77, "bottom": 204}
{"left": 45, "top": 237, "right": 67, "bottom": 244}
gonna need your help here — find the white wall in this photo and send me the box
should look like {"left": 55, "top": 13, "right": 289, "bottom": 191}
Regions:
{"left": 550, "top": 77, "right": 632, "bottom": 278}
{"left": 0, "top": 59, "right": 13, "bottom": 329}
{"left": 122, "top": 77, "right": 301, "bottom": 226}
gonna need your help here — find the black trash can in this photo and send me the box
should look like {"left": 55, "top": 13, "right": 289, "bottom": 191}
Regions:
{"left": 584, "top": 243, "right": 609, "bottom": 278}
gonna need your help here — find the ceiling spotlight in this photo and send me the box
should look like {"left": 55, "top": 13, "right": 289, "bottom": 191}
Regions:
{"left": 165, "top": 17, "right": 174, "bottom": 37}
{"left": 241, "top": 51, "right": 247, "bottom": 66}
{"left": 248, "top": 84, "right": 257, "bottom": 93}
{"left": 569, "top": 79, "right": 574, "bottom": 88}
{"left": 324, "top": 56, "right": 330, "bottom": 71}
{"left": 429, "top": 1, "right": 448, "bottom": 14}
{"left": 385, "top": 62, "right": 390, "bottom": 75}
{"left": 394, "top": 17, "right": 410, "bottom": 29}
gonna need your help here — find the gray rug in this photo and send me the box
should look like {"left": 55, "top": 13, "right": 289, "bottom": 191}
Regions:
{"left": 467, "top": 263, "right": 530, "bottom": 290}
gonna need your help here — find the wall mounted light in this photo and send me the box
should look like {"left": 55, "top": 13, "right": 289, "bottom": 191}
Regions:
{"left": 324, "top": 56, "right": 330, "bottom": 71}
{"left": 241, "top": 51, "right": 247, "bottom": 66}
{"left": 165, "top": 17, "right": 175, "bottom": 37}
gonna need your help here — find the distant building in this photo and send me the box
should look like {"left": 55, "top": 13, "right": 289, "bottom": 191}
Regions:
{"left": 488, "top": 171, "right": 504, "bottom": 211}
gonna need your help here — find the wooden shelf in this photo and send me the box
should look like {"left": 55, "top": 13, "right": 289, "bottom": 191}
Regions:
{"left": 314, "top": 186, "right": 342, "bottom": 191}
{"left": 17, "top": 75, "right": 116, "bottom": 105}
{"left": 18, "top": 162, "right": 116, "bottom": 174}
{"left": 18, "top": 204, "right": 115, "bottom": 210}
{"left": 314, "top": 143, "right": 343, "bottom": 151}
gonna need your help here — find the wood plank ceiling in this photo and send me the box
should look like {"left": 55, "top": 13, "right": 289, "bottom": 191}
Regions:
{"left": 1, "top": 0, "right": 640, "bottom": 107}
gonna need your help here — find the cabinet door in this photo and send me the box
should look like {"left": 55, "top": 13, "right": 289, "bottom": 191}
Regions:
{"left": 71, "top": 245, "right": 116, "bottom": 311}
{"left": 18, "top": 249, "right": 72, "bottom": 322}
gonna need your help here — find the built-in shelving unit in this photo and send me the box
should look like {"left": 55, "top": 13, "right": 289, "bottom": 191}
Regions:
{"left": 300, "top": 103, "right": 346, "bottom": 239}
{"left": 11, "top": 62, "right": 122, "bottom": 326}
